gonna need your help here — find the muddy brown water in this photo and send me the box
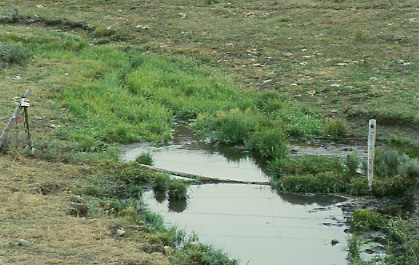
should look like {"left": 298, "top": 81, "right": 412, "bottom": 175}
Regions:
{"left": 119, "top": 123, "right": 379, "bottom": 264}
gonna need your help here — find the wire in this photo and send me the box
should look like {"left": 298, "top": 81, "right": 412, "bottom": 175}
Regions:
{"left": 161, "top": 211, "right": 341, "bottom": 221}
{"left": 197, "top": 234, "right": 340, "bottom": 241}
{"left": 184, "top": 223, "right": 342, "bottom": 231}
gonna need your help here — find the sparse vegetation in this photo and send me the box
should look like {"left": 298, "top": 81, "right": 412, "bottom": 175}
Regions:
{"left": 1, "top": 0, "right": 418, "bottom": 264}
{"left": 167, "top": 180, "right": 188, "bottom": 201}
{"left": 136, "top": 152, "right": 154, "bottom": 166}
{"left": 0, "top": 41, "right": 31, "bottom": 67}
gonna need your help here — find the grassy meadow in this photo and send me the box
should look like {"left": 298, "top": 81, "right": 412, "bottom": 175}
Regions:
{"left": 1, "top": 0, "right": 419, "bottom": 264}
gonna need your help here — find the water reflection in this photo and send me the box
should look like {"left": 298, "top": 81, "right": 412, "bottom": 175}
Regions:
{"left": 168, "top": 198, "right": 188, "bottom": 213}
{"left": 154, "top": 191, "right": 166, "bottom": 203}
{"left": 121, "top": 122, "right": 352, "bottom": 265}
{"left": 278, "top": 192, "right": 347, "bottom": 206}
{"left": 144, "top": 184, "right": 349, "bottom": 265}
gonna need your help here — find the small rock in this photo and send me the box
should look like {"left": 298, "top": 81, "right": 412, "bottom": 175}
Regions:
{"left": 164, "top": 246, "right": 174, "bottom": 254}
{"left": 40, "top": 183, "right": 60, "bottom": 195}
{"left": 187, "top": 242, "right": 200, "bottom": 248}
{"left": 68, "top": 202, "right": 89, "bottom": 217}
{"left": 115, "top": 228, "right": 126, "bottom": 237}
{"left": 70, "top": 196, "right": 85, "bottom": 204}
{"left": 308, "top": 90, "right": 316, "bottom": 96}
{"left": 142, "top": 244, "right": 164, "bottom": 254}
{"left": 18, "top": 239, "right": 30, "bottom": 246}
{"left": 331, "top": 239, "right": 339, "bottom": 246}
{"left": 136, "top": 25, "right": 150, "bottom": 30}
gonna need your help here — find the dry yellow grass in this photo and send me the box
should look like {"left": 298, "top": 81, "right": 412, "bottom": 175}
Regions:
{"left": 0, "top": 155, "right": 170, "bottom": 265}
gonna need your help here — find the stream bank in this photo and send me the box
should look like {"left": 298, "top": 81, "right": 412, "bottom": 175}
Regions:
{"left": 119, "top": 123, "right": 387, "bottom": 264}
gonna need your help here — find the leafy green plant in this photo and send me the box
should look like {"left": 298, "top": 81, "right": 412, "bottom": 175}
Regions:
{"left": 383, "top": 219, "right": 419, "bottom": 264}
{"left": 135, "top": 152, "right": 154, "bottom": 166}
{"left": 168, "top": 180, "right": 188, "bottom": 201}
{"left": 374, "top": 148, "right": 419, "bottom": 180}
{"left": 0, "top": 41, "right": 31, "bottom": 67}
{"left": 270, "top": 155, "right": 343, "bottom": 177}
{"left": 348, "top": 234, "right": 361, "bottom": 263}
{"left": 322, "top": 119, "right": 346, "bottom": 138}
{"left": 345, "top": 150, "right": 360, "bottom": 176}
{"left": 351, "top": 209, "right": 386, "bottom": 231}
{"left": 0, "top": 6, "right": 21, "bottom": 23}
{"left": 152, "top": 174, "right": 169, "bottom": 193}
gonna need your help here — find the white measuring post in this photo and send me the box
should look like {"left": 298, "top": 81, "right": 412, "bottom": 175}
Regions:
{"left": 367, "top": 119, "right": 376, "bottom": 191}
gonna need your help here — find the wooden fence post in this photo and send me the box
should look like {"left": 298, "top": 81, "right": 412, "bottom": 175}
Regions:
{"left": 0, "top": 89, "right": 31, "bottom": 149}
{"left": 367, "top": 119, "right": 376, "bottom": 191}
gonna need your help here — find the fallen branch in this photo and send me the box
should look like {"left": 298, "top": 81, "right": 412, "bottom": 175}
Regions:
{"left": 144, "top": 165, "right": 270, "bottom": 185}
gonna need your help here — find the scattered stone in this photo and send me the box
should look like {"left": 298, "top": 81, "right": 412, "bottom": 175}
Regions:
{"left": 18, "top": 239, "right": 30, "bottom": 246}
{"left": 142, "top": 244, "right": 164, "bottom": 254}
{"left": 115, "top": 228, "right": 126, "bottom": 237}
{"left": 40, "top": 183, "right": 60, "bottom": 195}
{"left": 136, "top": 25, "right": 150, "bottom": 30}
{"left": 70, "top": 196, "right": 85, "bottom": 204}
{"left": 68, "top": 201, "right": 89, "bottom": 217}
{"left": 187, "top": 241, "right": 200, "bottom": 248}
{"left": 308, "top": 90, "right": 316, "bottom": 96}
{"left": 164, "top": 246, "right": 174, "bottom": 254}
{"left": 331, "top": 239, "right": 339, "bottom": 246}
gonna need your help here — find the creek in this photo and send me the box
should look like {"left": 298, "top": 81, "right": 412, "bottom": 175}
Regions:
{"left": 120, "top": 123, "right": 374, "bottom": 265}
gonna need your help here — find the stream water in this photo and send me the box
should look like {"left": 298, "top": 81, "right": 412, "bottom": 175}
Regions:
{"left": 120, "top": 123, "right": 365, "bottom": 265}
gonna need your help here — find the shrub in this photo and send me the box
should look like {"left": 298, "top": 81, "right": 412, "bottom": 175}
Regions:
{"left": 347, "top": 234, "right": 361, "bottom": 263}
{"left": 135, "top": 152, "right": 154, "bottom": 166}
{"left": 388, "top": 137, "right": 419, "bottom": 159}
{"left": 277, "top": 106, "right": 323, "bottom": 139}
{"left": 84, "top": 185, "right": 102, "bottom": 197}
{"left": 118, "top": 206, "right": 138, "bottom": 221}
{"left": 247, "top": 126, "right": 288, "bottom": 158}
{"left": 113, "top": 163, "right": 153, "bottom": 184}
{"left": 0, "top": 7, "right": 21, "bottom": 23}
{"left": 351, "top": 209, "right": 386, "bottom": 231}
{"left": 322, "top": 119, "right": 346, "bottom": 138}
{"left": 0, "top": 41, "right": 31, "bottom": 67}
{"left": 345, "top": 177, "right": 369, "bottom": 195}
{"left": 345, "top": 151, "right": 359, "bottom": 176}
{"left": 152, "top": 174, "right": 169, "bottom": 192}
{"left": 168, "top": 180, "right": 188, "bottom": 201}
{"left": 372, "top": 176, "right": 412, "bottom": 197}
{"left": 374, "top": 148, "right": 419, "bottom": 179}
{"left": 270, "top": 155, "right": 343, "bottom": 177}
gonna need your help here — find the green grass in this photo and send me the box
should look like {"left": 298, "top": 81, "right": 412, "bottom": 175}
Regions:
{"left": 0, "top": 24, "right": 327, "bottom": 162}
{"left": 1, "top": 0, "right": 418, "bottom": 141}
{"left": 1, "top": 2, "right": 419, "bottom": 264}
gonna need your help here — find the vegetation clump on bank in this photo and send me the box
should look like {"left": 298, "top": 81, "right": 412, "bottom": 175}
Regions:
{"left": 270, "top": 148, "right": 419, "bottom": 197}
{"left": 1, "top": 0, "right": 419, "bottom": 263}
